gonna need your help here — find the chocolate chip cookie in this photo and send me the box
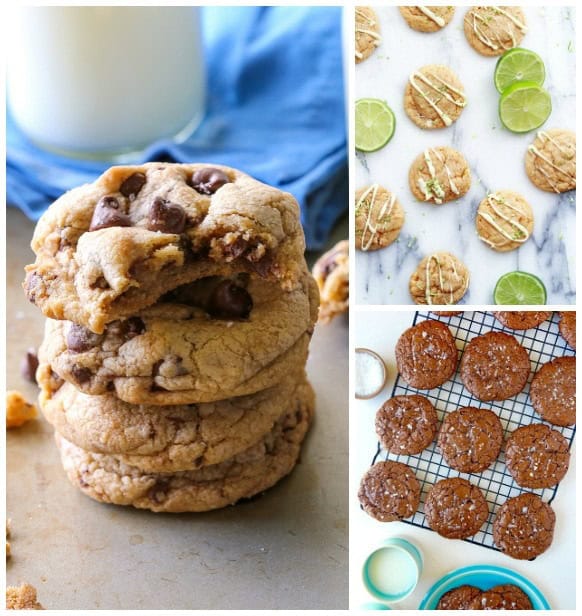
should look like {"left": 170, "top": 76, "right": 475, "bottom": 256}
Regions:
{"left": 469, "top": 585, "right": 533, "bottom": 610}
{"left": 395, "top": 320, "right": 458, "bottom": 389}
{"left": 558, "top": 311, "right": 576, "bottom": 349}
{"left": 24, "top": 163, "right": 307, "bottom": 334}
{"left": 460, "top": 332, "right": 530, "bottom": 401}
{"left": 312, "top": 240, "right": 348, "bottom": 323}
{"left": 493, "top": 493, "right": 555, "bottom": 560}
{"left": 375, "top": 395, "right": 438, "bottom": 455}
{"left": 529, "top": 356, "right": 576, "bottom": 427}
{"left": 358, "top": 461, "right": 421, "bottom": 522}
{"left": 505, "top": 423, "right": 570, "bottom": 489}
{"left": 437, "top": 585, "right": 482, "bottom": 610}
{"left": 493, "top": 311, "right": 551, "bottom": 330}
{"left": 438, "top": 407, "right": 503, "bottom": 473}
{"left": 424, "top": 477, "right": 488, "bottom": 539}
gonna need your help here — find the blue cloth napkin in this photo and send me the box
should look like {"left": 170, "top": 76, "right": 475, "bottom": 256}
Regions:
{"left": 6, "top": 6, "right": 347, "bottom": 250}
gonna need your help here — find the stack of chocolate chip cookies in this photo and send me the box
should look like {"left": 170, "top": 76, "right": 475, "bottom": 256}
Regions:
{"left": 24, "top": 163, "right": 319, "bottom": 512}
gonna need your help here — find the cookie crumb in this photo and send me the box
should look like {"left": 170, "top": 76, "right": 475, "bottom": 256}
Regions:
{"left": 6, "top": 584, "right": 44, "bottom": 610}
{"left": 6, "top": 391, "right": 38, "bottom": 429}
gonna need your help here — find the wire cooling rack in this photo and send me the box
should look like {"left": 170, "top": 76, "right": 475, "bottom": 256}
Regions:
{"left": 371, "top": 310, "right": 576, "bottom": 553}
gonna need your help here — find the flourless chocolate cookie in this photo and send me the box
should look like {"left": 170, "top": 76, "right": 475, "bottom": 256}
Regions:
{"left": 529, "top": 356, "right": 575, "bottom": 427}
{"left": 493, "top": 311, "right": 551, "bottom": 330}
{"left": 437, "top": 585, "right": 482, "bottom": 610}
{"left": 558, "top": 311, "right": 576, "bottom": 349}
{"left": 460, "top": 332, "right": 530, "bottom": 401}
{"left": 375, "top": 395, "right": 438, "bottom": 455}
{"left": 470, "top": 584, "right": 533, "bottom": 610}
{"left": 424, "top": 477, "right": 488, "bottom": 539}
{"left": 493, "top": 493, "right": 555, "bottom": 560}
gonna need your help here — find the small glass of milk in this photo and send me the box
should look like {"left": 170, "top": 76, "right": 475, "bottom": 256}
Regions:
{"left": 7, "top": 6, "right": 206, "bottom": 160}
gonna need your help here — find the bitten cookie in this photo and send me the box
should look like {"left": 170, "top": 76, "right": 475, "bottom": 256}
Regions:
{"left": 312, "top": 240, "right": 348, "bottom": 323}
{"left": 424, "top": 477, "right": 488, "bottom": 539}
{"left": 525, "top": 129, "right": 576, "bottom": 193}
{"left": 469, "top": 585, "right": 533, "bottom": 610}
{"left": 355, "top": 6, "right": 381, "bottom": 63}
{"left": 375, "top": 395, "right": 438, "bottom": 455}
{"left": 355, "top": 184, "right": 405, "bottom": 251}
{"left": 404, "top": 64, "right": 467, "bottom": 129}
{"left": 493, "top": 311, "right": 551, "bottom": 330}
{"left": 505, "top": 424, "right": 570, "bottom": 489}
{"left": 558, "top": 311, "right": 576, "bottom": 349}
{"left": 358, "top": 461, "right": 420, "bottom": 522}
{"left": 399, "top": 6, "right": 455, "bottom": 32}
{"left": 464, "top": 7, "right": 527, "bottom": 56}
{"left": 529, "top": 356, "right": 575, "bottom": 426}
{"left": 493, "top": 493, "right": 555, "bottom": 560}
{"left": 476, "top": 191, "right": 534, "bottom": 252}
{"left": 409, "top": 147, "right": 471, "bottom": 204}
{"left": 438, "top": 407, "right": 503, "bottom": 473}
{"left": 460, "top": 332, "right": 530, "bottom": 401}
{"left": 409, "top": 252, "right": 470, "bottom": 305}
{"left": 437, "top": 585, "right": 482, "bottom": 610}
{"left": 395, "top": 320, "right": 458, "bottom": 389}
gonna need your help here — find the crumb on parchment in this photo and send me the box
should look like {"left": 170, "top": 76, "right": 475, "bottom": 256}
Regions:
{"left": 6, "top": 584, "right": 44, "bottom": 610}
{"left": 6, "top": 391, "right": 38, "bottom": 429}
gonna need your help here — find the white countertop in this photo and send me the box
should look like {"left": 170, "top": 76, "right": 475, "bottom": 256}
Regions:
{"left": 349, "top": 311, "right": 575, "bottom": 610}
{"left": 355, "top": 5, "right": 576, "bottom": 305}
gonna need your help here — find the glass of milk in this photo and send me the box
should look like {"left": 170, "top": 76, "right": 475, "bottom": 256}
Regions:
{"left": 7, "top": 6, "right": 206, "bottom": 159}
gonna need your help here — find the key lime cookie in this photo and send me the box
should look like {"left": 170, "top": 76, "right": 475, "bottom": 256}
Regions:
{"left": 404, "top": 64, "right": 467, "bottom": 129}
{"left": 355, "top": 6, "right": 381, "bottom": 64}
{"left": 464, "top": 7, "right": 527, "bottom": 57}
{"left": 525, "top": 129, "right": 576, "bottom": 193}
{"left": 409, "top": 146, "right": 471, "bottom": 204}
{"left": 355, "top": 184, "right": 405, "bottom": 251}
{"left": 399, "top": 6, "right": 455, "bottom": 32}
{"left": 476, "top": 190, "right": 534, "bottom": 252}
{"left": 409, "top": 252, "right": 470, "bottom": 305}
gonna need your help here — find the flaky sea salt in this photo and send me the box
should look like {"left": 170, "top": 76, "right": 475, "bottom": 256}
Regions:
{"left": 356, "top": 348, "right": 386, "bottom": 399}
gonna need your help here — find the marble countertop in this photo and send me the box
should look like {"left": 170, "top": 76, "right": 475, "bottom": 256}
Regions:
{"left": 355, "top": 5, "right": 576, "bottom": 305}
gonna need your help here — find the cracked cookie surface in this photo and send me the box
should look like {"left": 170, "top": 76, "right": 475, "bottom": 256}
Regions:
{"left": 529, "top": 356, "right": 575, "bottom": 427}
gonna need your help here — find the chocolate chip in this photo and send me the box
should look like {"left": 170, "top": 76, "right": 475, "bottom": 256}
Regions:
{"left": 90, "top": 276, "right": 110, "bottom": 290}
{"left": 223, "top": 237, "right": 248, "bottom": 260}
{"left": 25, "top": 272, "right": 42, "bottom": 304}
{"left": 146, "top": 197, "right": 186, "bottom": 234}
{"left": 207, "top": 281, "right": 253, "bottom": 319}
{"left": 71, "top": 365, "right": 92, "bottom": 384}
{"left": 89, "top": 196, "right": 131, "bottom": 231}
{"left": 189, "top": 167, "right": 230, "bottom": 195}
{"left": 119, "top": 172, "right": 146, "bottom": 198}
{"left": 20, "top": 348, "right": 39, "bottom": 383}
{"left": 124, "top": 317, "right": 146, "bottom": 338}
{"left": 148, "top": 480, "right": 170, "bottom": 503}
{"left": 66, "top": 323, "right": 102, "bottom": 353}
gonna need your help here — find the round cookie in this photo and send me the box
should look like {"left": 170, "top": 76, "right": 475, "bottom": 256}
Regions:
{"left": 424, "top": 477, "right": 488, "bottom": 539}
{"left": 432, "top": 311, "right": 462, "bottom": 317}
{"left": 56, "top": 401, "right": 313, "bottom": 513}
{"left": 505, "top": 424, "right": 570, "bottom": 489}
{"left": 409, "top": 252, "right": 470, "bottom": 305}
{"left": 355, "top": 184, "right": 405, "bottom": 251}
{"left": 493, "top": 493, "right": 555, "bottom": 560}
{"left": 470, "top": 584, "right": 533, "bottom": 610}
{"left": 395, "top": 320, "right": 458, "bottom": 389}
{"left": 355, "top": 6, "right": 381, "bottom": 64}
{"left": 460, "top": 332, "right": 530, "bottom": 401}
{"left": 493, "top": 311, "right": 551, "bottom": 330}
{"left": 399, "top": 6, "right": 455, "bottom": 33}
{"left": 558, "top": 311, "right": 576, "bottom": 349}
{"left": 404, "top": 64, "right": 467, "bottom": 129}
{"left": 464, "top": 7, "right": 527, "bottom": 57}
{"left": 409, "top": 147, "right": 471, "bottom": 204}
{"left": 375, "top": 395, "right": 438, "bottom": 455}
{"left": 358, "top": 461, "right": 420, "bottom": 522}
{"left": 438, "top": 407, "right": 503, "bottom": 473}
{"left": 312, "top": 240, "right": 348, "bottom": 323}
{"left": 525, "top": 129, "right": 576, "bottom": 193}
{"left": 529, "top": 356, "right": 575, "bottom": 427}
{"left": 437, "top": 585, "right": 482, "bottom": 610}
{"left": 476, "top": 191, "right": 534, "bottom": 252}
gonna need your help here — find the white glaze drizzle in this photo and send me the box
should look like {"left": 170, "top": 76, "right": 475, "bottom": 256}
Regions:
{"left": 465, "top": 7, "right": 527, "bottom": 51}
{"left": 417, "top": 6, "right": 445, "bottom": 27}
{"left": 409, "top": 71, "right": 466, "bottom": 127}
{"left": 418, "top": 148, "right": 460, "bottom": 203}
{"left": 424, "top": 254, "right": 465, "bottom": 305}
{"left": 478, "top": 193, "right": 531, "bottom": 247}
{"left": 357, "top": 184, "right": 396, "bottom": 251}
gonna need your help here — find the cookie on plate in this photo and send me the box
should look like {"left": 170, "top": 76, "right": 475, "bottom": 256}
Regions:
{"left": 525, "top": 129, "right": 576, "bottom": 193}
{"left": 493, "top": 493, "right": 555, "bottom": 560}
{"left": 460, "top": 332, "right": 530, "bottom": 401}
{"left": 469, "top": 584, "right": 533, "bottom": 610}
{"left": 399, "top": 6, "right": 455, "bottom": 32}
{"left": 404, "top": 64, "right": 467, "bottom": 129}
{"left": 409, "top": 147, "right": 471, "bottom": 204}
{"left": 375, "top": 394, "right": 438, "bottom": 455}
{"left": 493, "top": 311, "right": 551, "bottom": 330}
{"left": 355, "top": 6, "right": 381, "bottom": 63}
{"left": 358, "top": 460, "right": 420, "bottom": 522}
{"left": 437, "top": 585, "right": 482, "bottom": 610}
{"left": 529, "top": 356, "right": 575, "bottom": 427}
{"left": 355, "top": 184, "right": 405, "bottom": 251}
{"left": 476, "top": 191, "right": 534, "bottom": 252}
{"left": 395, "top": 320, "right": 458, "bottom": 389}
{"left": 409, "top": 252, "right": 470, "bottom": 305}
{"left": 505, "top": 423, "right": 570, "bottom": 489}
{"left": 558, "top": 311, "right": 576, "bottom": 349}
{"left": 312, "top": 240, "right": 348, "bottom": 323}
{"left": 438, "top": 407, "right": 503, "bottom": 473}
{"left": 424, "top": 477, "right": 488, "bottom": 539}
{"left": 464, "top": 6, "right": 527, "bottom": 56}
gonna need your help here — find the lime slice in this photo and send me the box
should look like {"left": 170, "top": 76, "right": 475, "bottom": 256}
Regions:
{"left": 493, "top": 271, "right": 547, "bottom": 305}
{"left": 355, "top": 98, "right": 395, "bottom": 152}
{"left": 498, "top": 82, "right": 551, "bottom": 133}
{"left": 494, "top": 48, "right": 546, "bottom": 93}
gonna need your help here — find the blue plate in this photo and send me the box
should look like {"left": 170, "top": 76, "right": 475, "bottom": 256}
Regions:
{"left": 418, "top": 565, "right": 550, "bottom": 610}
